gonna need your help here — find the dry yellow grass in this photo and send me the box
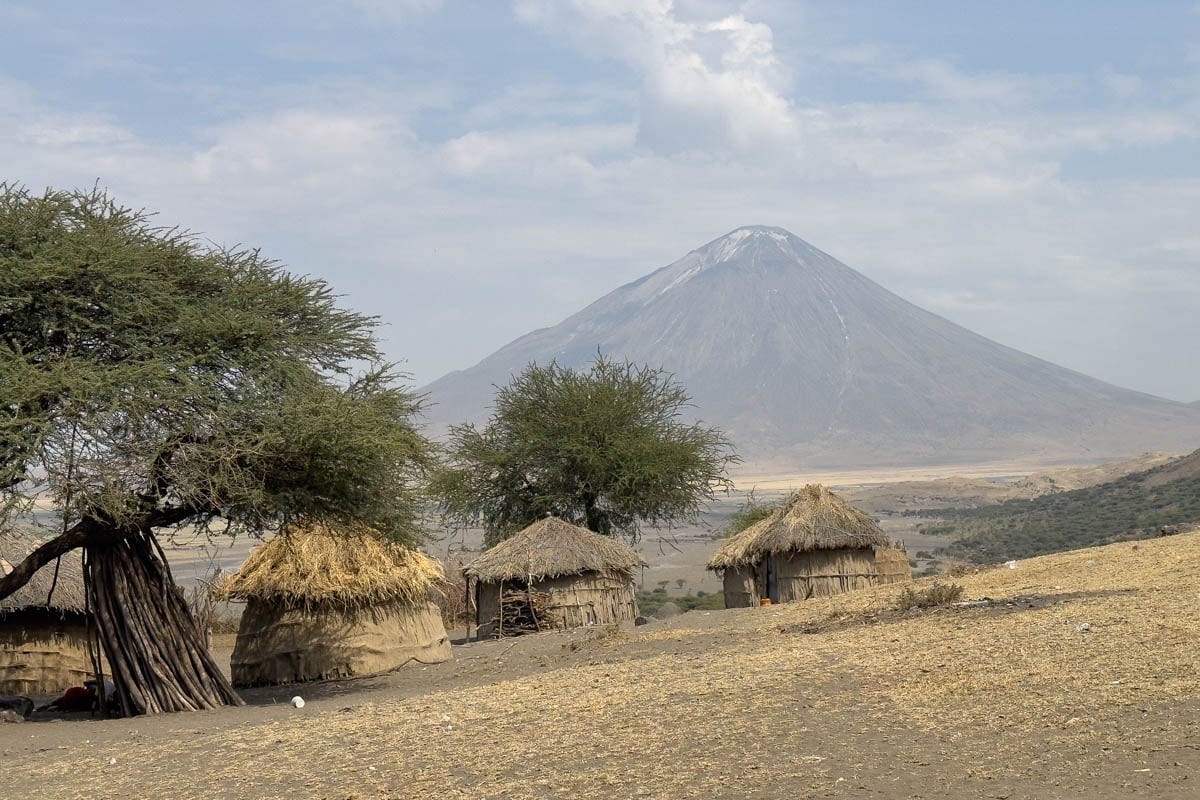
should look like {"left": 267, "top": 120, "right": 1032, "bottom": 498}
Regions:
{"left": 4, "top": 533, "right": 1197, "bottom": 799}
{"left": 463, "top": 516, "right": 645, "bottom": 583}
{"left": 217, "top": 523, "right": 444, "bottom": 609}
{"left": 707, "top": 483, "right": 888, "bottom": 568}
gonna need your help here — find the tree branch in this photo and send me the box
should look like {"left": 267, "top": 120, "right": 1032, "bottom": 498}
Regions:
{"left": 0, "top": 518, "right": 102, "bottom": 603}
{"left": 0, "top": 503, "right": 212, "bottom": 603}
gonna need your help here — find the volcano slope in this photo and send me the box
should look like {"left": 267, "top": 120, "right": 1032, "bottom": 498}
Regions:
{"left": 2, "top": 533, "right": 1197, "bottom": 799}
{"left": 423, "top": 226, "right": 1200, "bottom": 467}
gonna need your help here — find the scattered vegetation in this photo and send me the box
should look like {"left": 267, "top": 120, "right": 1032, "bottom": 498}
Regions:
{"left": 186, "top": 566, "right": 226, "bottom": 647}
{"left": 894, "top": 582, "right": 964, "bottom": 610}
{"left": 911, "top": 459, "right": 1200, "bottom": 563}
{"left": 720, "top": 489, "right": 780, "bottom": 537}
{"left": 636, "top": 587, "right": 724, "bottom": 615}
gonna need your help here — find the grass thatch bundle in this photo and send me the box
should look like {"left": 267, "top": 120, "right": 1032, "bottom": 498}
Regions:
{"left": 708, "top": 484, "right": 888, "bottom": 570}
{"left": 218, "top": 523, "right": 444, "bottom": 609}
{"left": 0, "top": 526, "right": 87, "bottom": 614}
{"left": 464, "top": 516, "right": 645, "bottom": 583}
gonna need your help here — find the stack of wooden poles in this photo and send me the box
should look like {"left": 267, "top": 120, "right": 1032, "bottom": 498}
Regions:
{"left": 492, "top": 589, "right": 556, "bottom": 637}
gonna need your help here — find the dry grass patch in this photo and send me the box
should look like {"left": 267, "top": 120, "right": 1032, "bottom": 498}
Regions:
{"left": 4, "top": 533, "right": 1198, "bottom": 800}
{"left": 217, "top": 523, "right": 444, "bottom": 609}
{"left": 893, "top": 581, "right": 965, "bottom": 609}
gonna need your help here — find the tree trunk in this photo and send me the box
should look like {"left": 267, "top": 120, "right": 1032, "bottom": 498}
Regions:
{"left": 83, "top": 529, "right": 243, "bottom": 716}
{"left": 583, "top": 492, "right": 604, "bottom": 535}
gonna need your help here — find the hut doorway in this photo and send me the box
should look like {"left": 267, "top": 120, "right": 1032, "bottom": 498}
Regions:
{"left": 766, "top": 555, "right": 780, "bottom": 603}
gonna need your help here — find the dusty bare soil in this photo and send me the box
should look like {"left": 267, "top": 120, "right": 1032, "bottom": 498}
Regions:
{"left": 3, "top": 532, "right": 1197, "bottom": 799}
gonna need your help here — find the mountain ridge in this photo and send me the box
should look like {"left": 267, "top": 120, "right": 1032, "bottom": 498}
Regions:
{"left": 422, "top": 227, "right": 1200, "bottom": 468}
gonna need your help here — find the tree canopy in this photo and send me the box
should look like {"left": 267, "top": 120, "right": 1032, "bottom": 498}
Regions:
{"left": 0, "top": 184, "right": 435, "bottom": 714}
{"left": 434, "top": 355, "right": 738, "bottom": 545}
{"left": 720, "top": 489, "right": 780, "bottom": 538}
{"left": 0, "top": 184, "right": 432, "bottom": 546}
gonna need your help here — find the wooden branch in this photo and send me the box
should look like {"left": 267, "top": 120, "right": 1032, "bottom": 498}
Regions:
{"left": 85, "top": 530, "right": 243, "bottom": 715}
{"left": 0, "top": 502, "right": 210, "bottom": 604}
{"left": 0, "top": 519, "right": 99, "bottom": 602}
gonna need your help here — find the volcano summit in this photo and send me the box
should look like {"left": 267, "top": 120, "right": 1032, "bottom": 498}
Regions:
{"left": 422, "top": 227, "right": 1200, "bottom": 467}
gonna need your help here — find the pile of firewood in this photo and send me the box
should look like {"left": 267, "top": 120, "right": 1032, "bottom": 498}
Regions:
{"left": 490, "top": 589, "right": 559, "bottom": 637}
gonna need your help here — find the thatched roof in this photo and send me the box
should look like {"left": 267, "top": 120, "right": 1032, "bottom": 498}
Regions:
{"left": 463, "top": 517, "right": 646, "bottom": 584}
{"left": 707, "top": 484, "right": 889, "bottom": 570}
{"left": 0, "top": 526, "right": 87, "bottom": 614}
{"left": 218, "top": 523, "right": 444, "bottom": 609}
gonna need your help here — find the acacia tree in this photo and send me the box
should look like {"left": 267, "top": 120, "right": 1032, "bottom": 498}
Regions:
{"left": 434, "top": 355, "right": 738, "bottom": 545}
{"left": 0, "top": 185, "right": 434, "bottom": 715}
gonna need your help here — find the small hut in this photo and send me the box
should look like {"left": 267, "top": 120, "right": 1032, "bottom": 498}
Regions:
{"left": 707, "top": 485, "right": 911, "bottom": 607}
{"left": 220, "top": 524, "right": 451, "bottom": 687}
{"left": 1, "top": 527, "right": 95, "bottom": 695}
{"left": 463, "top": 517, "right": 645, "bottom": 638}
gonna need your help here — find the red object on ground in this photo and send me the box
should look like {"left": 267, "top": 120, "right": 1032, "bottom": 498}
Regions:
{"left": 48, "top": 686, "right": 95, "bottom": 712}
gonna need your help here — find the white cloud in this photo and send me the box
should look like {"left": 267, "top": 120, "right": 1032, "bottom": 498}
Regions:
{"left": 906, "top": 289, "right": 1003, "bottom": 314}
{"left": 463, "top": 81, "right": 634, "bottom": 127}
{"left": 190, "top": 111, "right": 401, "bottom": 182}
{"left": 440, "top": 124, "right": 633, "bottom": 176}
{"left": 516, "top": 0, "right": 796, "bottom": 154}
{"left": 893, "top": 58, "right": 1043, "bottom": 104}
{"left": 1100, "top": 67, "right": 1142, "bottom": 100}
{"left": 1159, "top": 237, "right": 1200, "bottom": 252}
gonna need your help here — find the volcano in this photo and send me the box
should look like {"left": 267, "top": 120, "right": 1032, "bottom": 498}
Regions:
{"left": 421, "top": 227, "right": 1200, "bottom": 467}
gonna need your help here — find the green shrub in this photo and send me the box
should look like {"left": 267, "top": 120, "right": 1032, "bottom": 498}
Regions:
{"left": 635, "top": 588, "right": 725, "bottom": 615}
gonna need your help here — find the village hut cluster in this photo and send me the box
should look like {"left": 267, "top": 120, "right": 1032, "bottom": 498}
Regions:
{"left": 2, "top": 484, "right": 910, "bottom": 712}
{"left": 707, "top": 484, "right": 911, "bottom": 607}
{"left": 219, "top": 523, "right": 451, "bottom": 687}
{"left": 0, "top": 528, "right": 97, "bottom": 696}
{"left": 463, "top": 516, "right": 645, "bottom": 638}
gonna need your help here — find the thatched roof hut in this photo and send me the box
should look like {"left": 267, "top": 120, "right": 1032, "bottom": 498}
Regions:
{"left": 1, "top": 527, "right": 96, "bottom": 695}
{"left": 707, "top": 485, "right": 909, "bottom": 607}
{"left": 463, "top": 517, "right": 646, "bottom": 638}
{"left": 220, "top": 523, "right": 451, "bottom": 687}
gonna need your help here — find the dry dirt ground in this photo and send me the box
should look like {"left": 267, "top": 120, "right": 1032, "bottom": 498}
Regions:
{"left": 3, "top": 532, "right": 1198, "bottom": 799}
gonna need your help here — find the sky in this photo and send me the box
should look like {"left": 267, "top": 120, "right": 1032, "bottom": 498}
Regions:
{"left": 2, "top": 0, "right": 1199, "bottom": 401}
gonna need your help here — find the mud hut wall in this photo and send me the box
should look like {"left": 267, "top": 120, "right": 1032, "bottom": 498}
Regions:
{"left": 535, "top": 571, "right": 639, "bottom": 629}
{"left": 773, "top": 547, "right": 879, "bottom": 602}
{"left": 474, "top": 571, "right": 638, "bottom": 636}
{"left": 0, "top": 613, "right": 98, "bottom": 695}
{"left": 873, "top": 546, "right": 913, "bottom": 585}
{"left": 230, "top": 599, "right": 451, "bottom": 687}
{"left": 721, "top": 566, "right": 760, "bottom": 608}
